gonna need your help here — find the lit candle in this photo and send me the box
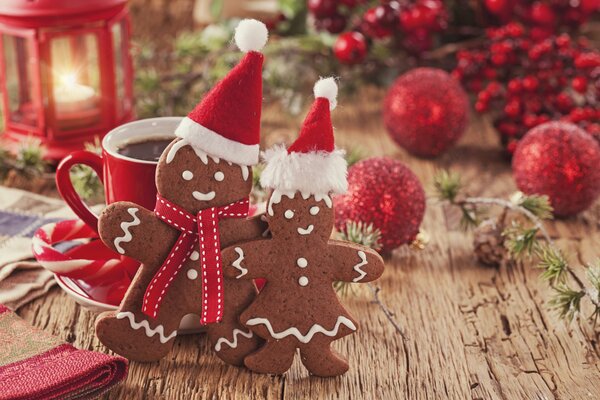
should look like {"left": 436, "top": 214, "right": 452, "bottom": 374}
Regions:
{"left": 53, "top": 73, "right": 97, "bottom": 115}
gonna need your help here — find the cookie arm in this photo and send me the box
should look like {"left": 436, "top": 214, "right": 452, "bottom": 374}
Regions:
{"left": 328, "top": 240, "right": 385, "bottom": 283}
{"left": 98, "top": 201, "right": 176, "bottom": 264}
{"left": 220, "top": 214, "right": 268, "bottom": 246}
{"left": 221, "top": 240, "right": 273, "bottom": 280}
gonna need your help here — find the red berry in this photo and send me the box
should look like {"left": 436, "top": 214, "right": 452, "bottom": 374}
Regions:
{"left": 574, "top": 53, "right": 600, "bottom": 69}
{"left": 507, "top": 139, "right": 518, "bottom": 154}
{"left": 522, "top": 76, "right": 539, "bottom": 91}
{"left": 555, "top": 93, "right": 573, "bottom": 112}
{"left": 530, "top": 2, "right": 556, "bottom": 26}
{"left": 362, "top": 6, "right": 393, "bottom": 38}
{"left": 318, "top": 13, "right": 347, "bottom": 34}
{"left": 504, "top": 100, "right": 521, "bottom": 118}
{"left": 333, "top": 31, "right": 368, "bottom": 64}
{"left": 475, "top": 100, "right": 488, "bottom": 112}
{"left": 485, "top": 0, "right": 511, "bottom": 16}
{"left": 572, "top": 76, "right": 588, "bottom": 93}
{"left": 505, "top": 22, "right": 524, "bottom": 37}
{"left": 308, "top": 0, "right": 337, "bottom": 18}
{"left": 507, "top": 79, "right": 522, "bottom": 93}
{"left": 523, "top": 114, "right": 538, "bottom": 128}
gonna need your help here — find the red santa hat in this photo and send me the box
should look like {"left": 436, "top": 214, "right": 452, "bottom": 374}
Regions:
{"left": 174, "top": 19, "right": 268, "bottom": 166}
{"left": 260, "top": 77, "right": 348, "bottom": 196}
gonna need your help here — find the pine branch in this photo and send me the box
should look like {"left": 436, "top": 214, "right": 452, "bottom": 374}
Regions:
{"left": 536, "top": 245, "right": 569, "bottom": 285}
{"left": 338, "top": 220, "right": 383, "bottom": 251}
{"left": 433, "top": 169, "right": 600, "bottom": 323}
{"left": 503, "top": 222, "right": 539, "bottom": 259}
{"left": 367, "top": 283, "right": 408, "bottom": 340}
{"left": 549, "top": 284, "right": 585, "bottom": 322}
{"left": 335, "top": 222, "right": 406, "bottom": 340}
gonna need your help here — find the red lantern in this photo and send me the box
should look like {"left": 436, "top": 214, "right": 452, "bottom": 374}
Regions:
{"left": 0, "top": 0, "right": 134, "bottom": 160}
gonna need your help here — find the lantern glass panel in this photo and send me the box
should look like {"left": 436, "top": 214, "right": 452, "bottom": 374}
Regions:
{"left": 50, "top": 33, "right": 101, "bottom": 130}
{"left": 2, "top": 34, "right": 37, "bottom": 127}
{"left": 112, "top": 22, "right": 124, "bottom": 117}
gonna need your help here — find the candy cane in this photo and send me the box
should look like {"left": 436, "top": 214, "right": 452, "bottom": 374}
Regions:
{"left": 32, "top": 219, "right": 131, "bottom": 283}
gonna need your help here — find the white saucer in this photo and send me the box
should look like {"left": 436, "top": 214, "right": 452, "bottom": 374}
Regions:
{"left": 54, "top": 274, "right": 204, "bottom": 334}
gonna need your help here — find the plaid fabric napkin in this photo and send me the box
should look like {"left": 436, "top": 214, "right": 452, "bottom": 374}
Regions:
{"left": 0, "top": 304, "right": 128, "bottom": 399}
{"left": 0, "top": 186, "right": 78, "bottom": 310}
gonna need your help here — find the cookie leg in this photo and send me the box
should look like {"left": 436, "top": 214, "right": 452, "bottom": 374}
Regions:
{"left": 95, "top": 267, "right": 184, "bottom": 362}
{"left": 299, "top": 337, "right": 349, "bottom": 377}
{"left": 207, "top": 280, "right": 262, "bottom": 366}
{"left": 244, "top": 339, "right": 296, "bottom": 375}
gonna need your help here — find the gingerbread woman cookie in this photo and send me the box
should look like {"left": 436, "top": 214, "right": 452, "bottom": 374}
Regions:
{"left": 221, "top": 78, "right": 385, "bottom": 377}
{"left": 95, "top": 19, "right": 269, "bottom": 365}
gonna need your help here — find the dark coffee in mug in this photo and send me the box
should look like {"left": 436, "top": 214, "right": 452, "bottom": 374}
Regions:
{"left": 117, "top": 137, "right": 173, "bottom": 162}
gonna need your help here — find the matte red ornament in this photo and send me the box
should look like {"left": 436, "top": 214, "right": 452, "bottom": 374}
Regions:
{"left": 383, "top": 68, "right": 469, "bottom": 158}
{"left": 334, "top": 157, "right": 426, "bottom": 253}
{"left": 512, "top": 122, "right": 600, "bottom": 217}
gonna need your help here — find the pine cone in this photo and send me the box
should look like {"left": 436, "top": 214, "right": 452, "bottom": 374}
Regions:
{"left": 473, "top": 218, "right": 505, "bottom": 267}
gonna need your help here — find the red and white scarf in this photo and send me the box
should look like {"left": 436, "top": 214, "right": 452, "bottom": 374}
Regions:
{"left": 142, "top": 194, "right": 249, "bottom": 324}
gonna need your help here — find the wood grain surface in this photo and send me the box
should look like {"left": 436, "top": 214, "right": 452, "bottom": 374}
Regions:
{"left": 17, "top": 89, "right": 600, "bottom": 399}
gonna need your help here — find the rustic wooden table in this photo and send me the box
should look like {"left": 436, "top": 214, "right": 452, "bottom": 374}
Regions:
{"left": 17, "top": 89, "right": 600, "bottom": 399}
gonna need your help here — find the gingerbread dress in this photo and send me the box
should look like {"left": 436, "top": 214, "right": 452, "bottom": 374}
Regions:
{"left": 222, "top": 78, "right": 385, "bottom": 377}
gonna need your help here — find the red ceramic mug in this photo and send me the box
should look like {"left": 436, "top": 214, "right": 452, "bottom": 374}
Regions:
{"left": 56, "top": 117, "right": 182, "bottom": 231}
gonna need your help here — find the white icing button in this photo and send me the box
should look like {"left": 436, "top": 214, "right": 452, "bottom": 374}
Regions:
{"left": 187, "top": 269, "right": 198, "bottom": 280}
{"left": 284, "top": 210, "right": 294, "bottom": 219}
{"left": 182, "top": 170, "right": 194, "bottom": 181}
{"left": 310, "top": 206, "right": 320, "bottom": 215}
{"left": 297, "top": 258, "right": 308, "bottom": 268}
{"left": 214, "top": 171, "right": 225, "bottom": 181}
{"left": 298, "top": 276, "right": 309, "bottom": 287}
{"left": 190, "top": 251, "right": 199, "bottom": 261}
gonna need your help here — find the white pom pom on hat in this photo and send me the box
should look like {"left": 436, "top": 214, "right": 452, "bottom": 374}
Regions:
{"left": 234, "top": 19, "right": 269, "bottom": 53}
{"left": 313, "top": 77, "right": 338, "bottom": 110}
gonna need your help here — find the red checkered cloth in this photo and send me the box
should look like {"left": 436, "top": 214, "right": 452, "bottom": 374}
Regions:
{"left": 0, "top": 304, "right": 127, "bottom": 399}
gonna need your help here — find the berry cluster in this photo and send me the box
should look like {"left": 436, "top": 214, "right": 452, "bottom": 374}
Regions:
{"left": 308, "top": 0, "right": 448, "bottom": 64}
{"left": 453, "top": 23, "right": 600, "bottom": 154}
{"left": 484, "top": 0, "right": 598, "bottom": 39}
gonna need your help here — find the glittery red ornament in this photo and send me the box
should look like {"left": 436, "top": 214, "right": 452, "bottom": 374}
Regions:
{"left": 512, "top": 122, "right": 600, "bottom": 217}
{"left": 334, "top": 157, "right": 426, "bottom": 252}
{"left": 383, "top": 67, "right": 469, "bottom": 158}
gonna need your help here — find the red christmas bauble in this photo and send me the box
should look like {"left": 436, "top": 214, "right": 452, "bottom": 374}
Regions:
{"left": 334, "top": 157, "right": 426, "bottom": 253}
{"left": 512, "top": 122, "right": 600, "bottom": 217}
{"left": 383, "top": 68, "right": 470, "bottom": 157}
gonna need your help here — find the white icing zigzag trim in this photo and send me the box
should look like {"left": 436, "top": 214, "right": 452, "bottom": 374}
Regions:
{"left": 214, "top": 328, "right": 253, "bottom": 351}
{"left": 352, "top": 250, "right": 368, "bottom": 282}
{"left": 116, "top": 312, "right": 177, "bottom": 344}
{"left": 246, "top": 316, "right": 356, "bottom": 343}
{"left": 114, "top": 208, "right": 140, "bottom": 255}
{"left": 232, "top": 247, "right": 248, "bottom": 278}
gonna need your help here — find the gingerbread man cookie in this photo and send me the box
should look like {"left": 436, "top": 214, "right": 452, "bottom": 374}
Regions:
{"left": 95, "top": 19, "right": 269, "bottom": 365}
{"left": 221, "top": 78, "right": 385, "bottom": 377}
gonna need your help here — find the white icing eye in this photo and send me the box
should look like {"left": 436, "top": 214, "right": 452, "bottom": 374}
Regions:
{"left": 310, "top": 206, "right": 320, "bottom": 215}
{"left": 182, "top": 170, "right": 193, "bottom": 181}
{"left": 284, "top": 210, "right": 294, "bottom": 219}
{"left": 214, "top": 171, "right": 225, "bottom": 181}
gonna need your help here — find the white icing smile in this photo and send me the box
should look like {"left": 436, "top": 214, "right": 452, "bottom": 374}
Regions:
{"left": 297, "top": 225, "right": 314, "bottom": 235}
{"left": 193, "top": 191, "right": 216, "bottom": 201}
